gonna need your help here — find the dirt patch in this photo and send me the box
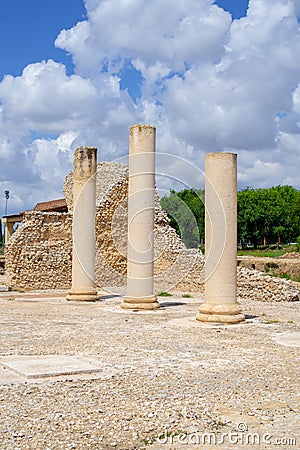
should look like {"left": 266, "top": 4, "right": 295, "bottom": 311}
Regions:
{"left": 237, "top": 255, "right": 300, "bottom": 279}
{"left": 279, "top": 251, "right": 300, "bottom": 259}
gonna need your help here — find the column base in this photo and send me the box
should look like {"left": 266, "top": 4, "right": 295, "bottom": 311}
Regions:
{"left": 121, "top": 295, "right": 160, "bottom": 310}
{"left": 196, "top": 303, "right": 245, "bottom": 324}
{"left": 66, "top": 289, "right": 99, "bottom": 302}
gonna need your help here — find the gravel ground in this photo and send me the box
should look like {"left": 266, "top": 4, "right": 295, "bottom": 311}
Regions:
{"left": 0, "top": 286, "right": 299, "bottom": 450}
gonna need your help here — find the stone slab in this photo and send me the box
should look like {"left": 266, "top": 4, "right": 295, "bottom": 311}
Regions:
{"left": 0, "top": 355, "right": 105, "bottom": 379}
{"left": 0, "top": 364, "right": 24, "bottom": 385}
{"left": 273, "top": 332, "right": 300, "bottom": 347}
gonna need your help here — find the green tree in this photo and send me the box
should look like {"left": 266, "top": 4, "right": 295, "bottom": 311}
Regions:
{"left": 160, "top": 189, "right": 205, "bottom": 248}
{"left": 237, "top": 186, "right": 300, "bottom": 247}
{"left": 161, "top": 185, "right": 300, "bottom": 249}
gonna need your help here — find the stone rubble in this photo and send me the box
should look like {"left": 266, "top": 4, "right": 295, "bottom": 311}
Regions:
{"left": 279, "top": 251, "right": 300, "bottom": 259}
{"left": 237, "top": 267, "right": 299, "bottom": 302}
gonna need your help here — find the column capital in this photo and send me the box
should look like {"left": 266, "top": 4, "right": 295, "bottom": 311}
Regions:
{"left": 73, "top": 146, "right": 97, "bottom": 180}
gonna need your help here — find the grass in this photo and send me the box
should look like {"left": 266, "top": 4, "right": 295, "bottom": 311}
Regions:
{"left": 182, "top": 293, "right": 193, "bottom": 298}
{"left": 238, "top": 249, "right": 285, "bottom": 257}
{"left": 157, "top": 291, "right": 173, "bottom": 297}
{"left": 238, "top": 245, "right": 300, "bottom": 283}
{"left": 264, "top": 268, "right": 300, "bottom": 283}
{"left": 264, "top": 319, "right": 280, "bottom": 324}
{"left": 237, "top": 244, "right": 299, "bottom": 258}
{"left": 291, "top": 275, "right": 300, "bottom": 283}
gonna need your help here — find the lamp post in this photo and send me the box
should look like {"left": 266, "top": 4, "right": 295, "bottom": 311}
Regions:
{"left": 2, "top": 190, "right": 10, "bottom": 249}
{"left": 4, "top": 190, "right": 9, "bottom": 216}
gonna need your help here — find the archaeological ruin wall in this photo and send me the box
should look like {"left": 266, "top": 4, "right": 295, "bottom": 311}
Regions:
{"left": 5, "top": 211, "right": 72, "bottom": 290}
{"left": 4, "top": 161, "right": 299, "bottom": 301}
{"left": 5, "top": 162, "right": 205, "bottom": 294}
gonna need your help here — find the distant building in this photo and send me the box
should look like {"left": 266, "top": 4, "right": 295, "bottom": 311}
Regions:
{"left": 2, "top": 198, "right": 67, "bottom": 243}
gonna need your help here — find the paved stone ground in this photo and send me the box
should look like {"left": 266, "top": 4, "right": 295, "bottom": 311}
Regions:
{"left": 0, "top": 282, "right": 299, "bottom": 449}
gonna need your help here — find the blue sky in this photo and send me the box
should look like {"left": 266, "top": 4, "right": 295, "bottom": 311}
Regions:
{"left": 214, "top": 0, "right": 249, "bottom": 18}
{"left": 0, "top": 0, "right": 86, "bottom": 79}
{"left": 1, "top": 0, "right": 300, "bottom": 215}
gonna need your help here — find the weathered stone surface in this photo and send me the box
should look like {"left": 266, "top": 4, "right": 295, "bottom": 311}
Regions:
{"left": 237, "top": 267, "right": 299, "bottom": 302}
{"left": 0, "top": 355, "right": 105, "bottom": 378}
{"left": 238, "top": 255, "right": 300, "bottom": 279}
{"left": 5, "top": 212, "right": 72, "bottom": 290}
{"left": 4, "top": 161, "right": 299, "bottom": 302}
{"left": 5, "top": 162, "right": 204, "bottom": 293}
{"left": 0, "top": 291, "right": 299, "bottom": 449}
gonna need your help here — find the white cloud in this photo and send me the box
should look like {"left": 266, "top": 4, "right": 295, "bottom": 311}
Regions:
{"left": 0, "top": 60, "right": 99, "bottom": 133}
{"left": 31, "top": 132, "right": 77, "bottom": 182}
{"left": 56, "top": 0, "right": 231, "bottom": 78}
{"left": 1, "top": 0, "right": 300, "bottom": 214}
{"left": 238, "top": 159, "right": 282, "bottom": 185}
{"left": 292, "top": 83, "right": 300, "bottom": 114}
{"left": 159, "top": 0, "right": 300, "bottom": 151}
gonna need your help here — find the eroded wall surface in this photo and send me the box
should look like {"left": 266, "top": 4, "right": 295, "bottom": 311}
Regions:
{"left": 4, "top": 162, "right": 299, "bottom": 301}
{"left": 5, "top": 162, "right": 204, "bottom": 293}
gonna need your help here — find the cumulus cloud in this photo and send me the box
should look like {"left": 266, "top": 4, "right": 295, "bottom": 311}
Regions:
{"left": 56, "top": 0, "right": 231, "bottom": 77}
{"left": 162, "top": 0, "right": 300, "bottom": 149}
{"left": 0, "top": 60, "right": 99, "bottom": 133}
{"left": 1, "top": 0, "right": 300, "bottom": 213}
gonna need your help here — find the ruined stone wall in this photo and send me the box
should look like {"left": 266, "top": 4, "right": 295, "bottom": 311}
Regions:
{"left": 0, "top": 256, "right": 5, "bottom": 275}
{"left": 5, "top": 212, "right": 72, "bottom": 290}
{"left": 5, "top": 162, "right": 204, "bottom": 293}
{"left": 4, "top": 161, "right": 299, "bottom": 302}
{"left": 237, "top": 267, "right": 299, "bottom": 302}
{"left": 65, "top": 162, "right": 204, "bottom": 293}
{"left": 237, "top": 255, "right": 300, "bottom": 279}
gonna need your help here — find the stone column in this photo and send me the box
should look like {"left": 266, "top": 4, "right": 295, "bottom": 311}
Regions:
{"left": 67, "top": 147, "right": 98, "bottom": 302}
{"left": 121, "top": 125, "right": 159, "bottom": 310}
{"left": 5, "top": 222, "right": 14, "bottom": 242}
{"left": 196, "top": 152, "right": 245, "bottom": 324}
{"left": 2, "top": 219, "right": 14, "bottom": 243}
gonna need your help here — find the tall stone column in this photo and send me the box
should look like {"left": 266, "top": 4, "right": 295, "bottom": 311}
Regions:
{"left": 5, "top": 222, "right": 14, "bottom": 242}
{"left": 121, "top": 125, "right": 160, "bottom": 310}
{"left": 1, "top": 219, "right": 14, "bottom": 243}
{"left": 196, "top": 152, "right": 245, "bottom": 324}
{"left": 67, "top": 147, "right": 98, "bottom": 302}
